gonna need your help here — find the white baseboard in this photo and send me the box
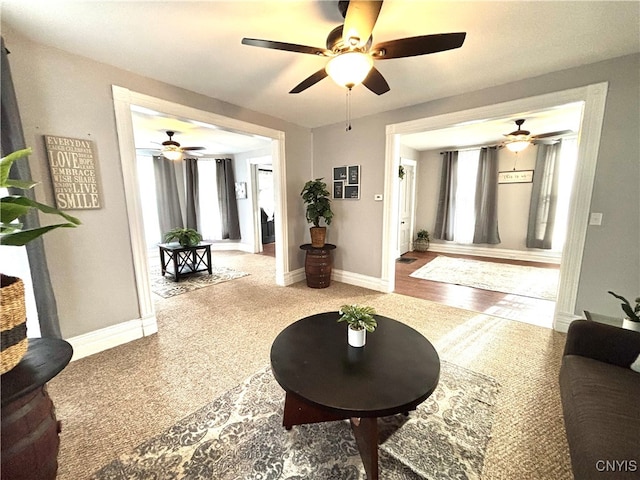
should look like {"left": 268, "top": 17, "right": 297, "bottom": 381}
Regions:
{"left": 209, "top": 242, "right": 254, "bottom": 253}
{"left": 67, "top": 315, "right": 158, "bottom": 361}
{"left": 332, "top": 269, "right": 388, "bottom": 292}
{"left": 428, "top": 243, "right": 562, "bottom": 264}
{"left": 554, "top": 311, "right": 582, "bottom": 333}
{"left": 284, "top": 268, "right": 306, "bottom": 286}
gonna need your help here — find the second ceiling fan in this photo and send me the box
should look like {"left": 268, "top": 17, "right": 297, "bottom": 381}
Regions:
{"left": 241, "top": 0, "right": 466, "bottom": 95}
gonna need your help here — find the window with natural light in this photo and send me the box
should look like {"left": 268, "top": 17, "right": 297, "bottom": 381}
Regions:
{"left": 453, "top": 149, "right": 480, "bottom": 244}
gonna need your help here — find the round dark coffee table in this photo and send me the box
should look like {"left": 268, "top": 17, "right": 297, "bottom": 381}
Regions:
{"left": 270, "top": 312, "right": 440, "bottom": 480}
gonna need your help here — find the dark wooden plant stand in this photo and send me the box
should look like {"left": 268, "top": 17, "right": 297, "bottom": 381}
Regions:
{"left": 300, "top": 243, "right": 336, "bottom": 288}
{"left": 1, "top": 338, "right": 73, "bottom": 480}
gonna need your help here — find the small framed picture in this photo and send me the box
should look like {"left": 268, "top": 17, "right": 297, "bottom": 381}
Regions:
{"left": 344, "top": 185, "right": 359, "bottom": 199}
{"left": 235, "top": 181, "right": 247, "bottom": 199}
{"left": 333, "top": 181, "right": 344, "bottom": 199}
{"left": 333, "top": 166, "right": 347, "bottom": 181}
{"left": 348, "top": 165, "right": 360, "bottom": 185}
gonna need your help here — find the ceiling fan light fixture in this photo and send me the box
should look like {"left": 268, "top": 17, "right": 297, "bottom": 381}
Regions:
{"left": 505, "top": 138, "right": 531, "bottom": 153}
{"left": 325, "top": 51, "right": 373, "bottom": 89}
{"left": 162, "top": 145, "right": 182, "bottom": 161}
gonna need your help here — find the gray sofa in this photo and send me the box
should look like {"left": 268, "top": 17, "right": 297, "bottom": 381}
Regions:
{"left": 559, "top": 320, "right": 640, "bottom": 479}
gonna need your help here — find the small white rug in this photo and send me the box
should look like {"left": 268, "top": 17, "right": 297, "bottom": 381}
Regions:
{"left": 410, "top": 256, "right": 559, "bottom": 300}
{"left": 149, "top": 265, "right": 249, "bottom": 298}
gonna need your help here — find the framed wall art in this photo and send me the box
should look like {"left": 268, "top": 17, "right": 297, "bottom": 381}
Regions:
{"left": 333, "top": 165, "right": 360, "bottom": 200}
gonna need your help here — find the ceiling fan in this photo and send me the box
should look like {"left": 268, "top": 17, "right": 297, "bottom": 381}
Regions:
{"left": 502, "top": 119, "right": 573, "bottom": 153}
{"left": 241, "top": 0, "right": 466, "bottom": 95}
{"left": 137, "top": 131, "right": 206, "bottom": 160}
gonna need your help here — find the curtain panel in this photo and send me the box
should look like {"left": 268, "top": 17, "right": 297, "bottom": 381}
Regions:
{"left": 472, "top": 147, "right": 501, "bottom": 244}
{"left": 184, "top": 158, "right": 199, "bottom": 231}
{"left": 216, "top": 158, "right": 241, "bottom": 240}
{"left": 527, "top": 141, "right": 562, "bottom": 249}
{"left": 433, "top": 151, "right": 458, "bottom": 241}
{"left": 153, "top": 155, "right": 184, "bottom": 237}
{"left": 1, "top": 37, "right": 61, "bottom": 338}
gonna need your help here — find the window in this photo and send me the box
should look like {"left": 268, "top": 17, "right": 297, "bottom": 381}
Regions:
{"left": 453, "top": 149, "right": 480, "bottom": 244}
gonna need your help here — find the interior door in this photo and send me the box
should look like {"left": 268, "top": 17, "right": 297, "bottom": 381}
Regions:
{"left": 398, "top": 160, "right": 416, "bottom": 256}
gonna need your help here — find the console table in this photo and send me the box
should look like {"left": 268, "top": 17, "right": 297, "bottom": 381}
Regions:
{"left": 1, "top": 337, "right": 73, "bottom": 480}
{"left": 159, "top": 242, "right": 212, "bottom": 282}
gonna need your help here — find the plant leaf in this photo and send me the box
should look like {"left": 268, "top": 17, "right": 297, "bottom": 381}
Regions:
{"left": 0, "top": 148, "right": 32, "bottom": 187}
{"left": 1, "top": 196, "right": 81, "bottom": 225}
{"left": 0, "top": 224, "right": 77, "bottom": 246}
{"left": 4, "top": 178, "right": 39, "bottom": 190}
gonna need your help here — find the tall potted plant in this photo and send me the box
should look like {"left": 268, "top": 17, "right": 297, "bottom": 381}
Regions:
{"left": 1, "top": 148, "right": 81, "bottom": 373}
{"left": 301, "top": 178, "right": 333, "bottom": 247}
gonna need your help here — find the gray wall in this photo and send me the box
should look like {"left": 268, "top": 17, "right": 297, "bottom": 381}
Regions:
{"left": 4, "top": 26, "right": 313, "bottom": 338}
{"left": 312, "top": 53, "right": 640, "bottom": 319}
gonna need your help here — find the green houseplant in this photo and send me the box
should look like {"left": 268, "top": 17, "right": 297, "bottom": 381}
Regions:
{"left": 1, "top": 147, "right": 81, "bottom": 374}
{"left": 414, "top": 229, "right": 430, "bottom": 252}
{"left": 164, "top": 227, "right": 202, "bottom": 247}
{"left": 301, "top": 178, "right": 333, "bottom": 247}
{"left": 338, "top": 304, "right": 377, "bottom": 347}
{"left": 608, "top": 291, "right": 640, "bottom": 331}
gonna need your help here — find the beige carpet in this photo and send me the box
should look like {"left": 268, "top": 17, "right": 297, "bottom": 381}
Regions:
{"left": 48, "top": 251, "right": 572, "bottom": 480}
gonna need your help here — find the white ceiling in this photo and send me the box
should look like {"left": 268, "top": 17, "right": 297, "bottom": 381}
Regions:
{"left": 3, "top": 1, "right": 639, "bottom": 133}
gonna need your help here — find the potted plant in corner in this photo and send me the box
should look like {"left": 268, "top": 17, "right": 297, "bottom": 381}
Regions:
{"left": 608, "top": 291, "right": 640, "bottom": 332}
{"left": 164, "top": 227, "right": 202, "bottom": 247}
{"left": 1, "top": 148, "right": 81, "bottom": 373}
{"left": 338, "top": 304, "right": 377, "bottom": 347}
{"left": 301, "top": 178, "right": 333, "bottom": 247}
{"left": 414, "top": 229, "right": 430, "bottom": 252}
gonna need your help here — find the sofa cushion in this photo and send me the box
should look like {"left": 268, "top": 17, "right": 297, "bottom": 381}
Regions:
{"left": 560, "top": 355, "right": 640, "bottom": 479}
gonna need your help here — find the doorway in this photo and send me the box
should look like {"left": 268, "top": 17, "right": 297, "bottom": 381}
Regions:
{"left": 112, "top": 86, "right": 288, "bottom": 335}
{"left": 382, "top": 83, "right": 608, "bottom": 332}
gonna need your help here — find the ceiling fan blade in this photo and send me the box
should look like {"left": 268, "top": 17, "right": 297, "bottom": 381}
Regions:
{"left": 362, "top": 67, "right": 390, "bottom": 95}
{"left": 181, "top": 146, "right": 206, "bottom": 151}
{"left": 136, "top": 148, "right": 160, "bottom": 156}
{"left": 372, "top": 32, "right": 466, "bottom": 59}
{"left": 342, "top": 1, "right": 383, "bottom": 48}
{"left": 242, "top": 38, "right": 331, "bottom": 56}
{"left": 289, "top": 69, "right": 328, "bottom": 94}
{"left": 532, "top": 129, "right": 574, "bottom": 139}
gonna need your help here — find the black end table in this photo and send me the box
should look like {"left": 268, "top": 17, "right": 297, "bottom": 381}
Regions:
{"left": 270, "top": 312, "right": 440, "bottom": 479}
{"left": 158, "top": 242, "right": 212, "bottom": 282}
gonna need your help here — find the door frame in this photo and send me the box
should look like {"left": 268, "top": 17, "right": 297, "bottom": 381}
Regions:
{"left": 112, "top": 86, "right": 288, "bottom": 335}
{"left": 382, "top": 82, "right": 608, "bottom": 332}
{"left": 397, "top": 158, "right": 417, "bottom": 257}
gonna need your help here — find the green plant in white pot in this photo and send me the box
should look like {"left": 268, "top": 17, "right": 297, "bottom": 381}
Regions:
{"left": 608, "top": 291, "right": 640, "bottom": 332}
{"left": 1, "top": 148, "right": 81, "bottom": 373}
{"left": 164, "top": 227, "right": 202, "bottom": 247}
{"left": 338, "top": 304, "right": 377, "bottom": 347}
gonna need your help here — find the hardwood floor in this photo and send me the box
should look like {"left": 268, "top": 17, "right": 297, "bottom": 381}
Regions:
{"left": 394, "top": 251, "right": 559, "bottom": 328}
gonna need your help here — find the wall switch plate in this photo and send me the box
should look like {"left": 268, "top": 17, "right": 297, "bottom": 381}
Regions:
{"left": 374, "top": 194, "right": 383, "bottom": 201}
{"left": 589, "top": 212, "right": 603, "bottom": 225}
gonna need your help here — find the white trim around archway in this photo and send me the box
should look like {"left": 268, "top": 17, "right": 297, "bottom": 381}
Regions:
{"left": 112, "top": 86, "right": 288, "bottom": 337}
{"left": 382, "top": 82, "right": 608, "bottom": 332}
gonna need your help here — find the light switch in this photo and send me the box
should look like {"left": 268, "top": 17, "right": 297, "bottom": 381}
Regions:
{"left": 589, "top": 212, "right": 603, "bottom": 226}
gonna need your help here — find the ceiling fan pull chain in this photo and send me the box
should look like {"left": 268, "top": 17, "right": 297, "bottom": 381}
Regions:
{"left": 345, "top": 87, "right": 352, "bottom": 131}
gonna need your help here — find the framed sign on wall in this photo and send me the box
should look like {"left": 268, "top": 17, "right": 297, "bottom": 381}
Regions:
{"left": 44, "top": 135, "right": 102, "bottom": 209}
{"left": 498, "top": 170, "right": 534, "bottom": 184}
{"left": 333, "top": 165, "right": 360, "bottom": 200}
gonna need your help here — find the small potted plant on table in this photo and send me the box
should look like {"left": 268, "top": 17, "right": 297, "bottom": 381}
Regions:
{"left": 608, "top": 291, "right": 640, "bottom": 332}
{"left": 338, "top": 304, "right": 377, "bottom": 347}
{"left": 164, "top": 227, "right": 202, "bottom": 247}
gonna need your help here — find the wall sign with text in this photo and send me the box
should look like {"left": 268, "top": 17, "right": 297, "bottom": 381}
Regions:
{"left": 45, "top": 135, "right": 102, "bottom": 209}
{"left": 333, "top": 165, "right": 360, "bottom": 199}
{"left": 498, "top": 170, "right": 534, "bottom": 184}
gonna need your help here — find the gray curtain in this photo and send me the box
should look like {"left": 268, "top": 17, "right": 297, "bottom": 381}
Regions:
{"left": 184, "top": 158, "right": 199, "bottom": 231}
{"left": 153, "top": 155, "right": 183, "bottom": 237}
{"left": 433, "top": 151, "right": 458, "bottom": 241}
{"left": 1, "top": 37, "right": 61, "bottom": 338}
{"left": 527, "top": 141, "right": 562, "bottom": 249}
{"left": 216, "top": 158, "right": 240, "bottom": 240}
{"left": 473, "top": 147, "right": 501, "bottom": 244}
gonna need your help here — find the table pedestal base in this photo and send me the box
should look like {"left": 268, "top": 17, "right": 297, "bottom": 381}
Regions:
{"left": 283, "top": 392, "right": 380, "bottom": 480}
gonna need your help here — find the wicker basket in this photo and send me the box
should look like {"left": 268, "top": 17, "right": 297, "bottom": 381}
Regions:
{"left": 1, "top": 274, "right": 28, "bottom": 374}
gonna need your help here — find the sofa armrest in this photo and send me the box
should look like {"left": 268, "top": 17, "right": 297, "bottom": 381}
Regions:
{"left": 564, "top": 319, "right": 640, "bottom": 368}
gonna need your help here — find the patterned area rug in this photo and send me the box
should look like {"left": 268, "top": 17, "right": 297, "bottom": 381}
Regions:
{"left": 410, "top": 256, "right": 559, "bottom": 300}
{"left": 149, "top": 265, "right": 249, "bottom": 298}
{"left": 92, "top": 362, "right": 499, "bottom": 480}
